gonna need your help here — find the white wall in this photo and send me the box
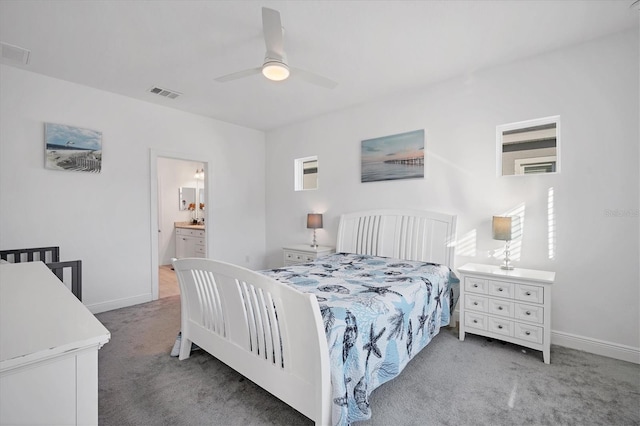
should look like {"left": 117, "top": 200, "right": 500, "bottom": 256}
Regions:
{"left": 0, "top": 65, "right": 266, "bottom": 313}
{"left": 265, "top": 29, "right": 639, "bottom": 362}
{"left": 157, "top": 158, "right": 204, "bottom": 266}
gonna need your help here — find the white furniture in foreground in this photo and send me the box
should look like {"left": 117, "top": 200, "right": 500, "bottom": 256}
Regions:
{"left": 173, "top": 209, "right": 456, "bottom": 425}
{"left": 282, "top": 244, "right": 334, "bottom": 266}
{"left": 458, "top": 263, "right": 555, "bottom": 364}
{"left": 0, "top": 261, "right": 110, "bottom": 425}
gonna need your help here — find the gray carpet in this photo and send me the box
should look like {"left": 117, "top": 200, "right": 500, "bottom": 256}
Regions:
{"left": 97, "top": 296, "right": 640, "bottom": 425}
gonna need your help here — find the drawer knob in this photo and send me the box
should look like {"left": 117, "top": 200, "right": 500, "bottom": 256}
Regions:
{"left": 473, "top": 302, "right": 478, "bottom": 306}
{"left": 525, "top": 291, "right": 532, "bottom": 296}
{"left": 525, "top": 311, "right": 531, "bottom": 315}
{"left": 473, "top": 284, "right": 478, "bottom": 288}
{"left": 497, "top": 325, "right": 503, "bottom": 329}
{"left": 498, "top": 288, "right": 503, "bottom": 292}
{"left": 525, "top": 331, "right": 531, "bottom": 336}
{"left": 498, "top": 306, "right": 503, "bottom": 310}
{"left": 473, "top": 319, "right": 478, "bottom": 324}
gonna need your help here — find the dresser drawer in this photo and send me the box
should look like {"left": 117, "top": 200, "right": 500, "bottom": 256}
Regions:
{"left": 284, "top": 251, "right": 316, "bottom": 263}
{"left": 488, "top": 317, "right": 513, "bottom": 337}
{"left": 465, "top": 294, "right": 488, "bottom": 312}
{"left": 515, "top": 322, "right": 544, "bottom": 344}
{"left": 515, "top": 284, "right": 544, "bottom": 304}
{"left": 488, "top": 280, "right": 513, "bottom": 299}
{"left": 488, "top": 299, "right": 514, "bottom": 318}
{"left": 464, "top": 312, "right": 487, "bottom": 330}
{"left": 176, "top": 228, "right": 205, "bottom": 238}
{"left": 514, "top": 303, "right": 544, "bottom": 324}
{"left": 465, "top": 277, "right": 488, "bottom": 294}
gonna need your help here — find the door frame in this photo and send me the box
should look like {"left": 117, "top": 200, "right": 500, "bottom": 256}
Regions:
{"left": 149, "top": 148, "right": 210, "bottom": 300}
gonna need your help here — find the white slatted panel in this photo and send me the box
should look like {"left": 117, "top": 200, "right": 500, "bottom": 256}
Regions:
{"left": 336, "top": 209, "right": 456, "bottom": 267}
{"left": 238, "top": 280, "right": 285, "bottom": 367}
{"left": 172, "top": 258, "right": 332, "bottom": 424}
{"left": 191, "top": 269, "right": 225, "bottom": 335}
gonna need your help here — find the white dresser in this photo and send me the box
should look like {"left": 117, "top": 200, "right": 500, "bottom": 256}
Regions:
{"left": 175, "top": 224, "right": 206, "bottom": 258}
{"left": 457, "top": 263, "right": 555, "bottom": 364}
{"left": 0, "top": 262, "right": 110, "bottom": 425}
{"left": 283, "top": 245, "right": 334, "bottom": 266}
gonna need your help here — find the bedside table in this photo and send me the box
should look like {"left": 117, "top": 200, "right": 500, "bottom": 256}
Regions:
{"left": 458, "top": 263, "right": 555, "bottom": 364}
{"left": 283, "top": 245, "right": 334, "bottom": 266}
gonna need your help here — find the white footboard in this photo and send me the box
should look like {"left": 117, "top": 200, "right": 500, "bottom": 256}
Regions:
{"left": 172, "top": 258, "right": 331, "bottom": 425}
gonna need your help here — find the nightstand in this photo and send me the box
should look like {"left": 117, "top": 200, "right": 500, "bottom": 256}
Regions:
{"left": 283, "top": 245, "right": 334, "bottom": 266}
{"left": 458, "top": 263, "right": 555, "bottom": 364}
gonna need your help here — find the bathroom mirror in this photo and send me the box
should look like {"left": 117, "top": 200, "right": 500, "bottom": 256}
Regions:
{"left": 497, "top": 116, "right": 560, "bottom": 176}
{"left": 179, "top": 187, "right": 204, "bottom": 210}
{"left": 294, "top": 156, "right": 318, "bottom": 191}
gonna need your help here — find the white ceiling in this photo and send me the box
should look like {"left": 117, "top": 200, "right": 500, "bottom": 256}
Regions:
{"left": 1, "top": 1, "right": 637, "bottom": 131}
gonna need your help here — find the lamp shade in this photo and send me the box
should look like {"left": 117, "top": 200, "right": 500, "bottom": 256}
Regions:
{"left": 307, "top": 213, "right": 323, "bottom": 229}
{"left": 492, "top": 216, "right": 512, "bottom": 241}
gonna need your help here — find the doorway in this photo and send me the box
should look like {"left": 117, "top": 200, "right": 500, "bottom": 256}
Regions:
{"left": 150, "top": 149, "right": 209, "bottom": 300}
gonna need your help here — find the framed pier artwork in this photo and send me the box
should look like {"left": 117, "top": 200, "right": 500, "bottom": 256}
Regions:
{"left": 361, "top": 129, "right": 424, "bottom": 183}
{"left": 45, "top": 122, "right": 102, "bottom": 173}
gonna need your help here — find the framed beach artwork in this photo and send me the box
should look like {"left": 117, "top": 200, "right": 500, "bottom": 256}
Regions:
{"left": 45, "top": 123, "right": 102, "bottom": 173}
{"left": 361, "top": 129, "right": 425, "bottom": 183}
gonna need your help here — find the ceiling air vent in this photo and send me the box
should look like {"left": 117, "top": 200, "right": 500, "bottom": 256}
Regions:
{"left": 148, "top": 86, "right": 181, "bottom": 99}
{"left": 1, "top": 42, "right": 30, "bottom": 65}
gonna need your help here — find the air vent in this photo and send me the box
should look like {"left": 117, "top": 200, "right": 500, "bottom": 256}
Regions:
{"left": 148, "top": 86, "right": 181, "bottom": 99}
{"left": 1, "top": 42, "right": 30, "bottom": 65}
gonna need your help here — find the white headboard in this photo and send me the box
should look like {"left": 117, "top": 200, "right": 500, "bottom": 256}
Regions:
{"left": 336, "top": 209, "right": 457, "bottom": 268}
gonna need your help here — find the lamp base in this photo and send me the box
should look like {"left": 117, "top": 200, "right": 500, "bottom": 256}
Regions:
{"left": 500, "top": 240, "right": 514, "bottom": 270}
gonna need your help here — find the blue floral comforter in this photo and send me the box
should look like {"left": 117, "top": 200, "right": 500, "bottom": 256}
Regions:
{"left": 261, "top": 252, "right": 459, "bottom": 425}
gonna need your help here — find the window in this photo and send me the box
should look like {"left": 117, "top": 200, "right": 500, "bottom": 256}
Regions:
{"left": 497, "top": 116, "right": 560, "bottom": 176}
{"left": 294, "top": 156, "right": 318, "bottom": 191}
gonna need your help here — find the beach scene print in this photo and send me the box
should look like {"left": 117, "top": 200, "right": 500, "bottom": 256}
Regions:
{"left": 45, "top": 123, "right": 102, "bottom": 173}
{"left": 361, "top": 129, "right": 424, "bottom": 182}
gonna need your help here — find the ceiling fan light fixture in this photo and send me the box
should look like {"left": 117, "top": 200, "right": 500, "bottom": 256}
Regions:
{"left": 262, "top": 61, "right": 290, "bottom": 81}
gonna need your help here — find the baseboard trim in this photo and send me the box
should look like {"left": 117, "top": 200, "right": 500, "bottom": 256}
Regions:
{"left": 87, "top": 293, "right": 153, "bottom": 314}
{"left": 552, "top": 330, "right": 640, "bottom": 364}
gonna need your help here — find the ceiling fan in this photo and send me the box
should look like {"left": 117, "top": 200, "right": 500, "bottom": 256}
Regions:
{"left": 214, "top": 7, "right": 337, "bottom": 89}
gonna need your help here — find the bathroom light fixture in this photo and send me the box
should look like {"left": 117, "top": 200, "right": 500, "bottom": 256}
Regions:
{"left": 262, "top": 61, "right": 290, "bottom": 81}
{"left": 493, "top": 216, "right": 513, "bottom": 270}
{"left": 306, "top": 213, "right": 323, "bottom": 248}
{"left": 193, "top": 169, "right": 204, "bottom": 223}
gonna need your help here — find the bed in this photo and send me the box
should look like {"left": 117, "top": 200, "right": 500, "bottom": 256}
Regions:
{"left": 172, "top": 209, "right": 458, "bottom": 426}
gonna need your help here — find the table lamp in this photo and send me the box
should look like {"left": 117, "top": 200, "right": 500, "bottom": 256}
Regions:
{"left": 307, "top": 213, "right": 323, "bottom": 248}
{"left": 493, "top": 216, "right": 513, "bottom": 270}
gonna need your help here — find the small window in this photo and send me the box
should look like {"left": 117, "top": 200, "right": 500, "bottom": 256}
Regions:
{"left": 294, "top": 156, "right": 318, "bottom": 191}
{"left": 497, "top": 116, "right": 560, "bottom": 176}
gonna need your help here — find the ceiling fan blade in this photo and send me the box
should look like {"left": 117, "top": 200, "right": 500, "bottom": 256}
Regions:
{"left": 291, "top": 67, "right": 338, "bottom": 89}
{"left": 214, "top": 67, "right": 262, "bottom": 83}
{"left": 262, "top": 7, "right": 285, "bottom": 60}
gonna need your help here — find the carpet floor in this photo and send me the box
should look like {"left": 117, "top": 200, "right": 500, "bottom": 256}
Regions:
{"left": 96, "top": 295, "right": 640, "bottom": 425}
